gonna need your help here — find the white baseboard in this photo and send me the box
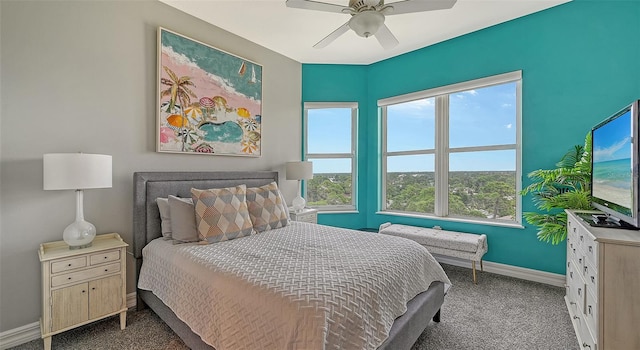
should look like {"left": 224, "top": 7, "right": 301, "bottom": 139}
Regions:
{"left": 432, "top": 254, "right": 565, "bottom": 287}
{"left": 0, "top": 321, "right": 40, "bottom": 350}
{"left": 0, "top": 292, "right": 138, "bottom": 350}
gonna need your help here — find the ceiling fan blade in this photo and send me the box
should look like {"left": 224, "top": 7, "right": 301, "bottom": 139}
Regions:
{"left": 374, "top": 24, "right": 399, "bottom": 50}
{"left": 313, "top": 21, "right": 350, "bottom": 49}
{"left": 285, "top": 0, "right": 347, "bottom": 13}
{"left": 384, "top": 0, "right": 457, "bottom": 16}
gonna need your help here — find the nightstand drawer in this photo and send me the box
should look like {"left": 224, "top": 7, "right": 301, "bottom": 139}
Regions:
{"left": 296, "top": 214, "right": 317, "bottom": 223}
{"left": 289, "top": 208, "right": 318, "bottom": 224}
{"left": 90, "top": 250, "right": 120, "bottom": 265}
{"left": 51, "top": 262, "right": 121, "bottom": 288}
{"left": 51, "top": 256, "right": 87, "bottom": 274}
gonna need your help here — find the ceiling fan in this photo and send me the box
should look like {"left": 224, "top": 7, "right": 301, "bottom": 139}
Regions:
{"left": 285, "top": 0, "right": 457, "bottom": 50}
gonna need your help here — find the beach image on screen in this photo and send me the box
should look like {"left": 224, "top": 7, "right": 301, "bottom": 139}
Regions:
{"left": 592, "top": 110, "right": 633, "bottom": 210}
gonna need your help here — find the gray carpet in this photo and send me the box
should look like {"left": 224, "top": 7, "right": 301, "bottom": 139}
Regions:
{"left": 10, "top": 264, "right": 578, "bottom": 350}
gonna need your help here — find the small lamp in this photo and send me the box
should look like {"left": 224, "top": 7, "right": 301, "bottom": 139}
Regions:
{"left": 43, "top": 153, "right": 112, "bottom": 249}
{"left": 286, "top": 161, "right": 313, "bottom": 213}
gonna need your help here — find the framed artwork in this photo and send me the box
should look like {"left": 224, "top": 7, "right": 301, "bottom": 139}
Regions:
{"left": 157, "top": 27, "right": 262, "bottom": 156}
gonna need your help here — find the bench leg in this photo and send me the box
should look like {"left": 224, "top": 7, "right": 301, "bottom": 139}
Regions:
{"left": 472, "top": 260, "right": 477, "bottom": 284}
{"left": 432, "top": 309, "right": 441, "bottom": 322}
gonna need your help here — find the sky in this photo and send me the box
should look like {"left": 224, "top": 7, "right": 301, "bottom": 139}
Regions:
{"left": 307, "top": 82, "right": 517, "bottom": 174}
{"left": 592, "top": 109, "right": 632, "bottom": 163}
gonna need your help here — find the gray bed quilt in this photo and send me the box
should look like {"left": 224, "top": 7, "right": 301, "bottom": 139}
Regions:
{"left": 138, "top": 222, "right": 451, "bottom": 350}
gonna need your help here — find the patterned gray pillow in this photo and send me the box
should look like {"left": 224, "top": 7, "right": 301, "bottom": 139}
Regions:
{"left": 246, "top": 182, "right": 289, "bottom": 232}
{"left": 191, "top": 185, "right": 255, "bottom": 243}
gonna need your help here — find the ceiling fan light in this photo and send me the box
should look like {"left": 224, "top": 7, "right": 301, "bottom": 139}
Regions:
{"left": 349, "top": 11, "right": 384, "bottom": 38}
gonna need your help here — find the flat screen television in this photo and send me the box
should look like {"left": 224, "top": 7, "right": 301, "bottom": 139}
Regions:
{"left": 589, "top": 99, "right": 640, "bottom": 229}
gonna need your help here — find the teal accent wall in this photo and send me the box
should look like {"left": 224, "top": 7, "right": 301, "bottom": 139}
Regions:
{"left": 302, "top": 0, "right": 640, "bottom": 274}
{"left": 301, "top": 64, "right": 369, "bottom": 229}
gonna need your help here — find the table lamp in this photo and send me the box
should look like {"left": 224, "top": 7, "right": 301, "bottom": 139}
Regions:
{"left": 43, "top": 153, "right": 112, "bottom": 249}
{"left": 286, "top": 161, "right": 313, "bottom": 213}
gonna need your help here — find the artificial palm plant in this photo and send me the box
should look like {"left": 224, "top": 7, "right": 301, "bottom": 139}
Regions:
{"left": 520, "top": 133, "right": 592, "bottom": 244}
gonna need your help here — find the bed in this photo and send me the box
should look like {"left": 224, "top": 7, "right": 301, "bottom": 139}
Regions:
{"left": 133, "top": 171, "right": 450, "bottom": 350}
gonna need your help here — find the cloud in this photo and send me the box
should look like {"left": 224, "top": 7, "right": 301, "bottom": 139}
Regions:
{"left": 593, "top": 136, "right": 631, "bottom": 161}
{"left": 505, "top": 123, "right": 512, "bottom": 129}
{"left": 388, "top": 98, "right": 435, "bottom": 115}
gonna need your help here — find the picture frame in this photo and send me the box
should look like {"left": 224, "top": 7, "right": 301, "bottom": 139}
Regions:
{"left": 157, "top": 27, "right": 262, "bottom": 156}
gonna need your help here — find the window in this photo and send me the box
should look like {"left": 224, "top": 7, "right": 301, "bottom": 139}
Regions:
{"left": 380, "top": 71, "right": 521, "bottom": 224}
{"left": 304, "top": 102, "right": 357, "bottom": 211}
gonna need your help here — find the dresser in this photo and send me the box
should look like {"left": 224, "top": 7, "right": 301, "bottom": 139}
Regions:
{"left": 39, "top": 233, "right": 128, "bottom": 350}
{"left": 289, "top": 207, "right": 318, "bottom": 223}
{"left": 565, "top": 210, "right": 640, "bottom": 350}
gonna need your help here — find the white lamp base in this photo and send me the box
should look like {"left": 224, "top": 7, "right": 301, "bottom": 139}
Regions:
{"left": 292, "top": 195, "right": 306, "bottom": 213}
{"left": 64, "top": 190, "right": 96, "bottom": 249}
{"left": 63, "top": 220, "right": 96, "bottom": 249}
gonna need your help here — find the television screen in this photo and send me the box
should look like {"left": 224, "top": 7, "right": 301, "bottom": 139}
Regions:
{"left": 590, "top": 99, "right": 640, "bottom": 229}
{"left": 591, "top": 108, "right": 633, "bottom": 217}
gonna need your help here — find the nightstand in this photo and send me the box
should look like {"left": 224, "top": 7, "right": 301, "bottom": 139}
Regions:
{"left": 289, "top": 208, "right": 318, "bottom": 224}
{"left": 38, "top": 233, "right": 128, "bottom": 350}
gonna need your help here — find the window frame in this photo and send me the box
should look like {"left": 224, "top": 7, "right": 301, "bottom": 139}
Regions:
{"left": 304, "top": 102, "right": 358, "bottom": 212}
{"left": 379, "top": 71, "right": 522, "bottom": 226}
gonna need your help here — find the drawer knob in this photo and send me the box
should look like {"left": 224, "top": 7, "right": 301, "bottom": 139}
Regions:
{"left": 588, "top": 246, "right": 592, "bottom": 253}
{"left": 573, "top": 315, "right": 580, "bottom": 320}
{"left": 82, "top": 290, "right": 86, "bottom": 293}
{"left": 578, "top": 288, "right": 582, "bottom": 295}
{"left": 92, "top": 287, "right": 96, "bottom": 291}
{"left": 573, "top": 227, "right": 577, "bottom": 233}
{"left": 570, "top": 272, "right": 573, "bottom": 278}
{"left": 68, "top": 277, "right": 72, "bottom": 280}
{"left": 584, "top": 266, "right": 588, "bottom": 273}
{"left": 588, "top": 305, "right": 592, "bottom": 315}
{"left": 104, "top": 256, "right": 108, "bottom": 259}
{"left": 582, "top": 343, "right": 591, "bottom": 348}
{"left": 68, "top": 263, "right": 72, "bottom": 267}
{"left": 570, "top": 301, "right": 576, "bottom": 305}
{"left": 591, "top": 276, "right": 595, "bottom": 283}
{"left": 104, "top": 269, "right": 109, "bottom": 272}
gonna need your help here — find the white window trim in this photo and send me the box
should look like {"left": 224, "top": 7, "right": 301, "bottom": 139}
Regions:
{"left": 304, "top": 102, "right": 358, "bottom": 211}
{"left": 380, "top": 71, "right": 522, "bottom": 224}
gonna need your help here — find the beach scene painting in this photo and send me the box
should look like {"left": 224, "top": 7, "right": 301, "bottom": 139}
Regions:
{"left": 592, "top": 110, "right": 633, "bottom": 211}
{"left": 157, "top": 27, "right": 262, "bottom": 156}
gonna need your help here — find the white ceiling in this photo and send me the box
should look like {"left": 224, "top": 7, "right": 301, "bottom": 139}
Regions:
{"left": 160, "top": 0, "right": 570, "bottom": 65}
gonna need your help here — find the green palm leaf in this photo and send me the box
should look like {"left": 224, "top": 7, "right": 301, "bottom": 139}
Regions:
{"left": 521, "top": 133, "right": 592, "bottom": 244}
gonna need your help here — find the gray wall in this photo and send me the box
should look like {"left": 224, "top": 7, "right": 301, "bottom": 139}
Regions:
{"left": 0, "top": 0, "right": 302, "bottom": 332}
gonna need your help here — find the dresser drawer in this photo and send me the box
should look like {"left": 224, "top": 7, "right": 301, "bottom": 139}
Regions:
{"left": 582, "top": 232, "right": 598, "bottom": 268}
{"left": 584, "top": 261, "right": 597, "bottom": 297}
{"left": 51, "top": 256, "right": 87, "bottom": 274}
{"left": 585, "top": 289, "right": 598, "bottom": 337}
{"left": 578, "top": 313, "right": 597, "bottom": 350}
{"left": 51, "top": 262, "right": 121, "bottom": 288}
{"left": 567, "top": 218, "right": 579, "bottom": 243}
{"left": 90, "top": 250, "right": 120, "bottom": 265}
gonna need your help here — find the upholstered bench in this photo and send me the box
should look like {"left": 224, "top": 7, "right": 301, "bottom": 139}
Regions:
{"left": 379, "top": 223, "right": 488, "bottom": 284}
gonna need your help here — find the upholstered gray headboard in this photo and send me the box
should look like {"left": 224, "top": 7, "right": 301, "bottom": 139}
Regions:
{"left": 132, "top": 171, "right": 279, "bottom": 277}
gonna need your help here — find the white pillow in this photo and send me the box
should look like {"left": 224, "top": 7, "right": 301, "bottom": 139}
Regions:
{"left": 156, "top": 198, "right": 172, "bottom": 238}
{"left": 168, "top": 195, "right": 199, "bottom": 243}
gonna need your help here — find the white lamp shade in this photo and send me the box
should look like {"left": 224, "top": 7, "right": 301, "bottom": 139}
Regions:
{"left": 44, "top": 153, "right": 112, "bottom": 190}
{"left": 286, "top": 161, "right": 313, "bottom": 180}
